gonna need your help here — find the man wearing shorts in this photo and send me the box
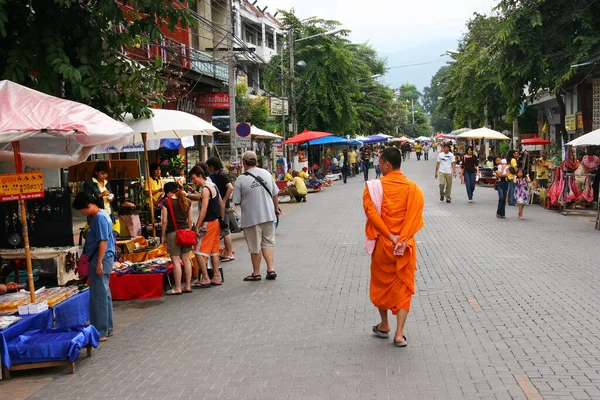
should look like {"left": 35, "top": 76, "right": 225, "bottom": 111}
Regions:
{"left": 233, "top": 151, "right": 280, "bottom": 281}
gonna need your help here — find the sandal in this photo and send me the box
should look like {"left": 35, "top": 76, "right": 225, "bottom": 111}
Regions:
{"left": 372, "top": 324, "right": 390, "bottom": 338}
{"left": 182, "top": 289, "right": 193, "bottom": 293}
{"left": 394, "top": 335, "right": 408, "bottom": 347}
{"left": 210, "top": 280, "right": 222, "bottom": 286}
{"left": 265, "top": 271, "right": 277, "bottom": 280}
{"left": 220, "top": 256, "right": 235, "bottom": 262}
{"left": 165, "top": 290, "right": 183, "bottom": 295}
{"left": 243, "top": 274, "right": 261, "bottom": 281}
{"left": 192, "top": 282, "right": 211, "bottom": 288}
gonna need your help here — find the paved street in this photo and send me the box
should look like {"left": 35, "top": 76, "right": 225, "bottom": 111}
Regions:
{"left": 22, "top": 155, "right": 600, "bottom": 399}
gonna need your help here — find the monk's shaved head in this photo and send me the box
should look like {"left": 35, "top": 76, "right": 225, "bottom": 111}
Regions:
{"left": 380, "top": 148, "right": 402, "bottom": 170}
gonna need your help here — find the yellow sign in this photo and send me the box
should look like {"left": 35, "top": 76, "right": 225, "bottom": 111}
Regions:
{"left": 565, "top": 114, "right": 577, "bottom": 132}
{"left": 0, "top": 172, "right": 45, "bottom": 202}
{"left": 577, "top": 113, "right": 584, "bottom": 129}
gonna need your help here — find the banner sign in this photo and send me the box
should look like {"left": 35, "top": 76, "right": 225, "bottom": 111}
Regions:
{"left": 196, "top": 93, "right": 230, "bottom": 109}
{"left": 0, "top": 172, "right": 45, "bottom": 202}
{"left": 565, "top": 114, "right": 577, "bottom": 132}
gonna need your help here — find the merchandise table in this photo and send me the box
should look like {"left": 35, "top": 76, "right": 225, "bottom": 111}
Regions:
{"left": 109, "top": 272, "right": 169, "bottom": 300}
{"left": 0, "top": 246, "right": 79, "bottom": 285}
{"left": 0, "top": 310, "right": 53, "bottom": 378}
{"left": 119, "top": 244, "right": 168, "bottom": 263}
{"left": 52, "top": 290, "right": 90, "bottom": 329}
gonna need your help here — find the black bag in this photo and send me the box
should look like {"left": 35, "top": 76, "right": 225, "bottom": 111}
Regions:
{"left": 509, "top": 166, "right": 516, "bottom": 175}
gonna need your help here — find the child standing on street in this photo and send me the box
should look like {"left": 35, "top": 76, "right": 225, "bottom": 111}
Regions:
{"left": 514, "top": 169, "right": 531, "bottom": 220}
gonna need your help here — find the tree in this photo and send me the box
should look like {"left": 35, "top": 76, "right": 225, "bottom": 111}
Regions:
{"left": 438, "top": 13, "right": 508, "bottom": 130}
{"left": 422, "top": 66, "right": 454, "bottom": 133}
{"left": 0, "top": 0, "right": 196, "bottom": 119}
{"left": 495, "top": 0, "right": 600, "bottom": 145}
{"left": 236, "top": 83, "right": 269, "bottom": 128}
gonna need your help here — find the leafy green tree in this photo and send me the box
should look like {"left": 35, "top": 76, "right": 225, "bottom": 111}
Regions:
{"left": 422, "top": 66, "right": 454, "bottom": 133}
{"left": 236, "top": 83, "right": 269, "bottom": 128}
{"left": 438, "top": 13, "right": 507, "bottom": 130}
{"left": 0, "top": 0, "right": 196, "bottom": 118}
{"left": 495, "top": 0, "right": 600, "bottom": 145}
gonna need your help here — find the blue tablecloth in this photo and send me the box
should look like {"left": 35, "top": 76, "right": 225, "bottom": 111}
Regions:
{"left": 52, "top": 291, "right": 90, "bottom": 329}
{"left": 6, "top": 325, "right": 99, "bottom": 368}
{"left": 0, "top": 310, "right": 53, "bottom": 369}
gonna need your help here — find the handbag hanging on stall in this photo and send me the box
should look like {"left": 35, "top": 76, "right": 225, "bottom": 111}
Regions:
{"left": 166, "top": 198, "right": 197, "bottom": 247}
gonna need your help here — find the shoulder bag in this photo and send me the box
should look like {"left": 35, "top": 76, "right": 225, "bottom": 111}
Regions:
{"left": 166, "top": 198, "right": 197, "bottom": 247}
{"left": 77, "top": 245, "right": 98, "bottom": 277}
{"left": 244, "top": 171, "right": 281, "bottom": 226}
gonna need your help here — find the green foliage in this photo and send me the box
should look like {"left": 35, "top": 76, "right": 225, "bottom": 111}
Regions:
{"left": 438, "top": 13, "right": 506, "bottom": 130}
{"left": 422, "top": 66, "right": 454, "bottom": 133}
{"left": 495, "top": 0, "right": 600, "bottom": 144}
{"left": 236, "top": 83, "right": 269, "bottom": 128}
{"left": 0, "top": 0, "right": 196, "bottom": 118}
{"left": 263, "top": 10, "right": 398, "bottom": 136}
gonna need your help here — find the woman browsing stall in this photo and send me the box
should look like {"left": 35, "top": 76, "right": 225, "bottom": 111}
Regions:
{"left": 161, "top": 182, "right": 194, "bottom": 295}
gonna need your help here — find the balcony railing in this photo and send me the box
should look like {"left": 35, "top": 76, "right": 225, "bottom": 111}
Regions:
{"left": 189, "top": 48, "right": 228, "bottom": 82}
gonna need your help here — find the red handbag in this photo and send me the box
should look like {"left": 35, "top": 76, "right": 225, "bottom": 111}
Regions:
{"left": 166, "top": 198, "right": 197, "bottom": 247}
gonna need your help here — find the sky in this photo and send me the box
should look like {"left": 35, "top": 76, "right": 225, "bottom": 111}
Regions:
{"left": 261, "top": 0, "right": 498, "bottom": 91}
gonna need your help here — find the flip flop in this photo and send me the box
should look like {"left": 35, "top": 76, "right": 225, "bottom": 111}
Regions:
{"left": 243, "top": 274, "right": 261, "bottom": 281}
{"left": 220, "top": 256, "right": 235, "bottom": 262}
{"left": 372, "top": 324, "right": 390, "bottom": 338}
{"left": 165, "top": 290, "right": 183, "bottom": 295}
{"left": 192, "top": 282, "right": 211, "bottom": 288}
{"left": 182, "top": 289, "right": 193, "bottom": 293}
{"left": 210, "top": 281, "right": 222, "bottom": 286}
{"left": 394, "top": 335, "right": 408, "bottom": 347}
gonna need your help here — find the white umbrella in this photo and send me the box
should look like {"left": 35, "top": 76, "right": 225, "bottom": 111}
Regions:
{"left": 452, "top": 127, "right": 472, "bottom": 135}
{"left": 416, "top": 136, "right": 432, "bottom": 141}
{"left": 567, "top": 129, "right": 600, "bottom": 146}
{"left": 458, "top": 127, "right": 510, "bottom": 140}
{"left": 121, "top": 109, "right": 220, "bottom": 234}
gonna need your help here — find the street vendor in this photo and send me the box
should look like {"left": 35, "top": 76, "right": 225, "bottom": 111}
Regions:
{"left": 144, "top": 162, "right": 164, "bottom": 207}
{"left": 533, "top": 151, "right": 554, "bottom": 188}
{"left": 83, "top": 162, "right": 114, "bottom": 216}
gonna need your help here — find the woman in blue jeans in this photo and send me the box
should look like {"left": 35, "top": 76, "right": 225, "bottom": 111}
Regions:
{"left": 341, "top": 149, "right": 350, "bottom": 184}
{"left": 461, "top": 146, "right": 478, "bottom": 203}
{"left": 495, "top": 158, "right": 510, "bottom": 218}
{"left": 73, "top": 192, "right": 115, "bottom": 342}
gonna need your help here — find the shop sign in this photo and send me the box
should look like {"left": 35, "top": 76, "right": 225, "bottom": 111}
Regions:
{"left": 196, "top": 93, "right": 230, "bottom": 109}
{"left": 270, "top": 97, "right": 288, "bottom": 116}
{"left": 565, "top": 114, "right": 577, "bottom": 132}
{"left": 0, "top": 172, "right": 45, "bottom": 202}
{"left": 176, "top": 98, "right": 207, "bottom": 116}
{"left": 577, "top": 113, "right": 584, "bottom": 129}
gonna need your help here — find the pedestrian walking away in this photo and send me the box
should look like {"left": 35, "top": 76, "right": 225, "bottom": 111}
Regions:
{"left": 348, "top": 146, "right": 357, "bottom": 177}
{"left": 206, "top": 157, "right": 235, "bottom": 262}
{"left": 461, "top": 146, "right": 478, "bottom": 203}
{"left": 72, "top": 192, "right": 115, "bottom": 342}
{"left": 341, "top": 149, "right": 350, "bottom": 183}
{"left": 363, "top": 147, "right": 425, "bottom": 347}
{"left": 423, "top": 142, "right": 430, "bottom": 161}
{"left": 435, "top": 143, "right": 456, "bottom": 203}
{"left": 233, "top": 151, "right": 280, "bottom": 281}
{"left": 514, "top": 168, "right": 531, "bottom": 220}
{"left": 495, "top": 158, "right": 509, "bottom": 218}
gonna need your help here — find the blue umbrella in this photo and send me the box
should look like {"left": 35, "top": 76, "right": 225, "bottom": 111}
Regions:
{"left": 307, "top": 136, "right": 353, "bottom": 145}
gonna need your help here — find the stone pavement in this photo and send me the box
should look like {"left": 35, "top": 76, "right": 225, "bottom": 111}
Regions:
{"left": 18, "top": 155, "right": 600, "bottom": 399}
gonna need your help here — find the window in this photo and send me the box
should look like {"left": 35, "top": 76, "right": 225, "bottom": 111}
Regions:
{"left": 266, "top": 32, "right": 274, "bottom": 49}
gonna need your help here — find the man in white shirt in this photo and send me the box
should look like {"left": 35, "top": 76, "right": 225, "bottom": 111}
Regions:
{"left": 232, "top": 151, "right": 280, "bottom": 281}
{"left": 434, "top": 143, "right": 457, "bottom": 203}
{"left": 422, "top": 143, "right": 430, "bottom": 161}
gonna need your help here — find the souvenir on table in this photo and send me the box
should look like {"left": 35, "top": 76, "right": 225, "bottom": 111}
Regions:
{"left": 0, "top": 315, "right": 21, "bottom": 330}
{"left": 0, "top": 287, "right": 79, "bottom": 314}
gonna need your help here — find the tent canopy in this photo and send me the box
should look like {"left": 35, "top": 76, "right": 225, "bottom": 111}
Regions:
{"left": 360, "top": 135, "right": 388, "bottom": 144}
{"left": 0, "top": 80, "right": 134, "bottom": 168}
{"left": 283, "top": 129, "right": 332, "bottom": 145}
{"left": 458, "top": 127, "right": 510, "bottom": 140}
{"left": 567, "top": 129, "right": 600, "bottom": 146}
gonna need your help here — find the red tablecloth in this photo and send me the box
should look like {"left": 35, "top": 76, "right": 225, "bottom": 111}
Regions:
{"left": 109, "top": 273, "right": 165, "bottom": 300}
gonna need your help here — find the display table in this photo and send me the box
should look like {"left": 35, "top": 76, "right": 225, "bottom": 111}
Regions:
{"left": 110, "top": 272, "right": 168, "bottom": 300}
{"left": 0, "top": 246, "right": 78, "bottom": 285}
{"left": 119, "top": 245, "right": 167, "bottom": 263}
{"left": 116, "top": 236, "right": 146, "bottom": 254}
{"left": 0, "top": 310, "right": 53, "bottom": 377}
{"left": 3, "top": 325, "right": 99, "bottom": 379}
{"left": 52, "top": 291, "right": 90, "bottom": 329}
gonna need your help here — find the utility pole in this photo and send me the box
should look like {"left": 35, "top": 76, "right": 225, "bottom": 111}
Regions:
{"left": 411, "top": 98, "right": 415, "bottom": 135}
{"left": 280, "top": 51, "right": 286, "bottom": 141}
{"left": 227, "top": 0, "right": 237, "bottom": 162}
{"left": 289, "top": 30, "right": 297, "bottom": 137}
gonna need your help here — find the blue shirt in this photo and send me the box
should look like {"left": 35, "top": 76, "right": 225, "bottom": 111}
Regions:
{"left": 86, "top": 210, "right": 115, "bottom": 267}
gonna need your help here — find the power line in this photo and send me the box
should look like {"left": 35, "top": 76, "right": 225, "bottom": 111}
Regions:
{"left": 387, "top": 57, "right": 450, "bottom": 70}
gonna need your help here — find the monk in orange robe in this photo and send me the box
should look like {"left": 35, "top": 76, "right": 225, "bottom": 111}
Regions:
{"left": 363, "top": 147, "right": 424, "bottom": 347}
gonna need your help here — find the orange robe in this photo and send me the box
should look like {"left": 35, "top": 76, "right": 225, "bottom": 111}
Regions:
{"left": 363, "top": 170, "right": 424, "bottom": 314}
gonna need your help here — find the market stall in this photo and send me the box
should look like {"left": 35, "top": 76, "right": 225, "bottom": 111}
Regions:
{"left": 110, "top": 257, "right": 173, "bottom": 300}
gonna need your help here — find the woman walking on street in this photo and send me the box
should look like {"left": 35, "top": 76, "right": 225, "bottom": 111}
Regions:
{"left": 507, "top": 150, "right": 520, "bottom": 206}
{"left": 374, "top": 148, "right": 382, "bottom": 179}
{"left": 461, "top": 146, "right": 478, "bottom": 203}
{"left": 514, "top": 169, "right": 531, "bottom": 220}
{"left": 495, "top": 158, "right": 510, "bottom": 219}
